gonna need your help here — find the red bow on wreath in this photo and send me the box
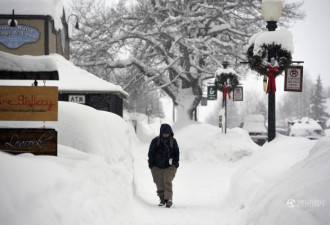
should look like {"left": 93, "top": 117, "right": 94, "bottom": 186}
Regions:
{"left": 223, "top": 86, "right": 231, "bottom": 99}
{"left": 266, "top": 64, "right": 279, "bottom": 93}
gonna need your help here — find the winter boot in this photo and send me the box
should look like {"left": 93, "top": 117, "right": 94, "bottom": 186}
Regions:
{"left": 158, "top": 195, "right": 165, "bottom": 206}
{"left": 165, "top": 199, "right": 172, "bottom": 208}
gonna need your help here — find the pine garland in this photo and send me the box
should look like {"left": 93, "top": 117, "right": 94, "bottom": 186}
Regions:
{"left": 215, "top": 73, "right": 239, "bottom": 92}
{"left": 247, "top": 43, "right": 292, "bottom": 76}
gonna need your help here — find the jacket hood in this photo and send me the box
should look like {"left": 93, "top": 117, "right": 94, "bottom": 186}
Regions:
{"left": 160, "top": 123, "right": 174, "bottom": 136}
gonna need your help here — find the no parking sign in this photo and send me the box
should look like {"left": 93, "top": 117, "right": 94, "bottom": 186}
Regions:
{"left": 285, "top": 66, "right": 303, "bottom": 92}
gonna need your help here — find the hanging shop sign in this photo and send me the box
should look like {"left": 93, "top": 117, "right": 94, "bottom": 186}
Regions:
{"left": 201, "top": 97, "right": 207, "bottom": 106}
{"left": 233, "top": 86, "right": 243, "bottom": 101}
{"left": 69, "top": 95, "right": 86, "bottom": 104}
{"left": 0, "top": 24, "right": 40, "bottom": 49}
{"left": 0, "top": 128, "right": 57, "bottom": 156}
{"left": 207, "top": 86, "right": 217, "bottom": 100}
{"left": 284, "top": 66, "right": 303, "bottom": 92}
{"left": 0, "top": 86, "right": 58, "bottom": 121}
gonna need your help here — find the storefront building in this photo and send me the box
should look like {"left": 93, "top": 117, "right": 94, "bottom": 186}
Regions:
{"left": 0, "top": 3, "right": 127, "bottom": 117}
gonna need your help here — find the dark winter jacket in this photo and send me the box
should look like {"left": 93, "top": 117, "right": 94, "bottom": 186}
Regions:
{"left": 148, "top": 124, "right": 180, "bottom": 169}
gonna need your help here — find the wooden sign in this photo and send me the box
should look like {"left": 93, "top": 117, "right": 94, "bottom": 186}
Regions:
{"left": 0, "top": 86, "right": 58, "bottom": 121}
{"left": 0, "top": 128, "right": 57, "bottom": 156}
{"left": 285, "top": 66, "right": 303, "bottom": 92}
{"left": 233, "top": 86, "right": 243, "bottom": 101}
{"left": 207, "top": 86, "right": 217, "bottom": 100}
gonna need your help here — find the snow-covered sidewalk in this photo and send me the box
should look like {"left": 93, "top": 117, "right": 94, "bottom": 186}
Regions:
{"left": 132, "top": 143, "right": 241, "bottom": 225}
{"left": 1, "top": 103, "right": 329, "bottom": 225}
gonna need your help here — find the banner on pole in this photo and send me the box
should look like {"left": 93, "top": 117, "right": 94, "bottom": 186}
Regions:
{"left": 207, "top": 86, "right": 217, "bottom": 100}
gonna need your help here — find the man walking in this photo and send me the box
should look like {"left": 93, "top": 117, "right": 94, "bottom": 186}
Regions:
{"left": 148, "top": 123, "right": 180, "bottom": 208}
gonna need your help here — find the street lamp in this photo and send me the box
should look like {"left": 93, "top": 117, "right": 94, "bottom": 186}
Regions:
{"left": 68, "top": 14, "right": 79, "bottom": 30}
{"left": 262, "top": 0, "right": 283, "bottom": 31}
{"left": 9, "top": 9, "right": 16, "bottom": 27}
{"left": 262, "top": 0, "right": 283, "bottom": 142}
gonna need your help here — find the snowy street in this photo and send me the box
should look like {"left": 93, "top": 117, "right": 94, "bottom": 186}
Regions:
{"left": 0, "top": 102, "right": 329, "bottom": 225}
{"left": 132, "top": 143, "right": 240, "bottom": 225}
{"left": 1, "top": 0, "right": 330, "bottom": 224}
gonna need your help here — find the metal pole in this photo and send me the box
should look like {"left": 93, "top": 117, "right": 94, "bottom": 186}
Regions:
{"left": 225, "top": 96, "right": 227, "bottom": 134}
{"left": 268, "top": 86, "right": 275, "bottom": 141}
{"left": 266, "top": 21, "right": 276, "bottom": 142}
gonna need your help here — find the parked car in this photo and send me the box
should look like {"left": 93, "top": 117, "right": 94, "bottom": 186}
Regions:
{"left": 242, "top": 114, "right": 268, "bottom": 146}
{"left": 289, "top": 118, "right": 325, "bottom": 140}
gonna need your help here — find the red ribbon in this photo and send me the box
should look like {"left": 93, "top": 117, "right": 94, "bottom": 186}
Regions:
{"left": 223, "top": 86, "right": 231, "bottom": 99}
{"left": 266, "top": 64, "right": 279, "bottom": 93}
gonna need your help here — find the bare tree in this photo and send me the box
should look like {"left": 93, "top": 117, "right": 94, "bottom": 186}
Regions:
{"left": 69, "top": 0, "right": 304, "bottom": 122}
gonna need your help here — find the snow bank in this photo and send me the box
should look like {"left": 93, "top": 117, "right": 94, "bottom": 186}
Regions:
{"left": 249, "top": 29, "right": 294, "bottom": 55}
{"left": 175, "top": 123, "right": 260, "bottom": 162}
{"left": 226, "top": 134, "right": 329, "bottom": 224}
{"left": 245, "top": 137, "right": 330, "bottom": 225}
{"left": 0, "top": 0, "right": 64, "bottom": 30}
{"left": 0, "top": 53, "right": 128, "bottom": 97}
{"left": 56, "top": 102, "right": 136, "bottom": 164}
{"left": 0, "top": 102, "right": 138, "bottom": 224}
{"left": 0, "top": 145, "right": 133, "bottom": 225}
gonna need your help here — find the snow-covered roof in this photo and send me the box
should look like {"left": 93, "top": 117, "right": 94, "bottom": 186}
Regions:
{"left": 0, "top": 52, "right": 128, "bottom": 98}
{"left": 0, "top": 0, "right": 64, "bottom": 30}
{"left": 249, "top": 29, "right": 294, "bottom": 55}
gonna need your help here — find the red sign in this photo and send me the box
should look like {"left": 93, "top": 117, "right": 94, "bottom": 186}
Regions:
{"left": 285, "top": 66, "right": 303, "bottom": 92}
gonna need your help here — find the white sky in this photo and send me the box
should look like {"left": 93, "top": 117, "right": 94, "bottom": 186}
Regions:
{"left": 288, "top": 0, "right": 330, "bottom": 86}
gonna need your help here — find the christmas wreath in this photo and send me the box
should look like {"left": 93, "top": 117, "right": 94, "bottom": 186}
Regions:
{"left": 247, "top": 43, "right": 292, "bottom": 76}
{"left": 215, "top": 72, "right": 239, "bottom": 99}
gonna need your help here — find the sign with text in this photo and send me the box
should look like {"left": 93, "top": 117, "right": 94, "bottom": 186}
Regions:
{"left": 233, "top": 86, "right": 243, "bottom": 101}
{"left": 69, "top": 95, "right": 86, "bottom": 104}
{"left": 207, "top": 86, "right": 217, "bottom": 100}
{"left": 0, "top": 129, "right": 57, "bottom": 156}
{"left": 0, "top": 86, "right": 58, "bottom": 121}
{"left": 285, "top": 66, "right": 303, "bottom": 92}
{"left": 0, "top": 24, "right": 40, "bottom": 49}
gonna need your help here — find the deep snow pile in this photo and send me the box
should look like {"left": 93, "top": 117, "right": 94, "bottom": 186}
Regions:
{"left": 135, "top": 121, "right": 260, "bottom": 162}
{"left": 227, "top": 134, "right": 330, "bottom": 225}
{"left": 0, "top": 102, "right": 137, "bottom": 225}
{"left": 175, "top": 123, "right": 260, "bottom": 162}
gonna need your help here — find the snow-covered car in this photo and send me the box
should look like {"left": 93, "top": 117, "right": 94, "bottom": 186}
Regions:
{"left": 242, "top": 114, "right": 268, "bottom": 146}
{"left": 289, "top": 118, "right": 325, "bottom": 140}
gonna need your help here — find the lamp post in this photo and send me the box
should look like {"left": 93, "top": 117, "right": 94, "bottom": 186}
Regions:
{"left": 67, "top": 14, "right": 80, "bottom": 30}
{"left": 9, "top": 9, "right": 16, "bottom": 27}
{"left": 222, "top": 61, "right": 228, "bottom": 134}
{"left": 261, "top": 0, "right": 283, "bottom": 142}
